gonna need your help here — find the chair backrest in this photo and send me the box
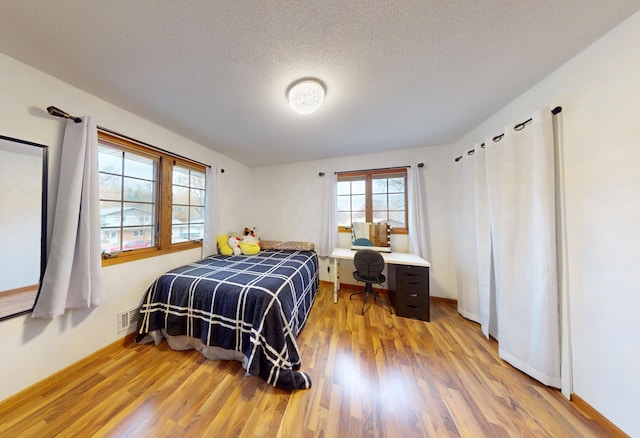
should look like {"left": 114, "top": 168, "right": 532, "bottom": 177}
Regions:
{"left": 353, "top": 237, "right": 373, "bottom": 246}
{"left": 353, "top": 249, "right": 385, "bottom": 279}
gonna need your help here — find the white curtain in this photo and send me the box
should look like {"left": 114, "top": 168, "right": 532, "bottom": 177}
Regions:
{"left": 454, "top": 147, "right": 494, "bottom": 331}
{"left": 407, "top": 163, "right": 429, "bottom": 259}
{"left": 33, "top": 117, "right": 104, "bottom": 318}
{"left": 453, "top": 147, "right": 481, "bottom": 323}
{"left": 485, "top": 108, "right": 560, "bottom": 388}
{"left": 472, "top": 145, "right": 495, "bottom": 338}
{"left": 318, "top": 171, "right": 337, "bottom": 257}
{"left": 553, "top": 110, "right": 573, "bottom": 398}
{"left": 453, "top": 107, "right": 561, "bottom": 388}
{"left": 202, "top": 165, "right": 219, "bottom": 257}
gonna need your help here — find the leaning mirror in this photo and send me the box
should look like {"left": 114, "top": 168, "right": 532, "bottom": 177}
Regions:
{"left": 0, "top": 135, "right": 48, "bottom": 321}
{"left": 351, "top": 222, "right": 391, "bottom": 252}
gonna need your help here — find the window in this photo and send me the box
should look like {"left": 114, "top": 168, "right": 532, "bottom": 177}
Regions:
{"left": 337, "top": 168, "right": 408, "bottom": 233}
{"left": 98, "top": 131, "right": 206, "bottom": 265}
{"left": 171, "top": 165, "right": 205, "bottom": 243}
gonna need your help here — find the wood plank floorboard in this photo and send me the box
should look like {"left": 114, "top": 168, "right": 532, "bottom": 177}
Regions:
{"left": 0, "top": 282, "right": 621, "bottom": 437}
{"left": 0, "top": 287, "right": 38, "bottom": 319}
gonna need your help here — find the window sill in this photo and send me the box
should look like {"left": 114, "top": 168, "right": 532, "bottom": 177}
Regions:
{"left": 102, "top": 242, "right": 202, "bottom": 267}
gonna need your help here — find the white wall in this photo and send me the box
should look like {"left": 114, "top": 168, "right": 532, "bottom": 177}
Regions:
{"left": 452, "top": 11, "right": 640, "bottom": 436}
{"left": 251, "top": 144, "right": 458, "bottom": 300}
{"left": 0, "top": 53, "right": 252, "bottom": 402}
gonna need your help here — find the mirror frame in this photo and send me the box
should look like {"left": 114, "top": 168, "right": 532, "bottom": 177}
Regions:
{"left": 0, "top": 135, "right": 48, "bottom": 321}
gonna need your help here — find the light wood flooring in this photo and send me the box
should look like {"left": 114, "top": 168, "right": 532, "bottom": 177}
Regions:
{"left": 0, "top": 286, "right": 37, "bottom": 319}
{"left": 0, "top": 282, "right": 622, "bottom": 437}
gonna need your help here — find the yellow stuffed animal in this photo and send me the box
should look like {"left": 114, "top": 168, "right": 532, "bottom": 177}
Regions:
{"left": 217, "top": 234, "right": 233, "bottom": 256}
{"left": 239, "top": 231, "right": 260, "bottom": 255}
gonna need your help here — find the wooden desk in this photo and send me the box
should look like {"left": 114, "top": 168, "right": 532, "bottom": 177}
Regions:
{"left": 330, "top": 247, "right": 431, "bottom": 304}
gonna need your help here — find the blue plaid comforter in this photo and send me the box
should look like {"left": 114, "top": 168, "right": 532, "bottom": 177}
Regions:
{"left": 135, "top": 250, "right": 319, "bottom": 390}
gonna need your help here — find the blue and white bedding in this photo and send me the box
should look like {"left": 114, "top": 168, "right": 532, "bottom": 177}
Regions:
{"left": 135, "top": 249, "right": 319, "bottom": 390}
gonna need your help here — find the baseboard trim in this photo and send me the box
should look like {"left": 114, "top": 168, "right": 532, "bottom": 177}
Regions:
{"left": 431, "top": 296, "right": 457, "bottom": 306}
{"left": 571, "top": 393, "right": 629, "bottom": 437}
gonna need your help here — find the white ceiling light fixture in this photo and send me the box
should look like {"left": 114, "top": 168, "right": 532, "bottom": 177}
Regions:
{"left": 287, "top": 78, "right": 325, "bottom": 115}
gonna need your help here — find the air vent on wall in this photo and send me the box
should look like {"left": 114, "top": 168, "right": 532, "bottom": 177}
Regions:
{"left": 117, "top": 306, "right": 140, "bottom": 333}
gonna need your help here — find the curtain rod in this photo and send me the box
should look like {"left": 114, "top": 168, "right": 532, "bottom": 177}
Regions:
{"left": 46, "top": 106, "right": 213, "bottom": 170}
{"left": 453, "top": 106, "right": 562, "bottom": 162}
{"left": 318, "top": 163, "right": 424, "bottom": 177}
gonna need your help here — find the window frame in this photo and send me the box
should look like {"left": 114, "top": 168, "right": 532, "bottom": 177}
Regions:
{"left": 337, "top": 167, "right": 408, "bottom": 235}
{"left": 98, "top": 130, "right": 206, "bottom": 266}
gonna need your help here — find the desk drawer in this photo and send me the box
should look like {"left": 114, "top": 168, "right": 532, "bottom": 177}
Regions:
{"left": 395, "top": 265, "right": 428, "bottom": 288}
{"left": 396, "top": 303, "right": 430, "bottom": 321}
{"left": 396, "top": 281, "right": 427, "bottom": 298}
{"left": 396, "top": 290, "right": 427, "bottom": 308}
{"left": 388, "top": 264, "right": 430, "bottom": 322}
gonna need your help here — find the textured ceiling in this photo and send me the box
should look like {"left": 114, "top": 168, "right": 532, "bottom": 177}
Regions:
{"left": 1, "top": 1, "right": 639, "bottom": 167}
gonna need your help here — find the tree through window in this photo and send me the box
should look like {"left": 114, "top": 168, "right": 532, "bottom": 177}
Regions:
{"left": 337, "top": 168, "right": 408, "bottom": 233}
{"left": 172, "top": 165, "right": 205, "bottom": 243}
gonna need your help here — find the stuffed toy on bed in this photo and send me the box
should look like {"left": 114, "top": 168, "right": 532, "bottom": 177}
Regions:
{"left": 229, "top": 236, "right": 242, "bottom": 255}
{"left": 217, "top": 234, "right": 233, "bottom": 256}
{"left": 239, "top": 231, "right": 260, "bottom": 255}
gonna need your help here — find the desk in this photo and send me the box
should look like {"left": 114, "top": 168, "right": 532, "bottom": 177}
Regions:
{"left": 330, "top": 248, "right": 431, "bottom": 304}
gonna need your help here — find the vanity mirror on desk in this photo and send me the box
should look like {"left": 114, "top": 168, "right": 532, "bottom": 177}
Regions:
{"left": 350, "top": 222, "right": 391, "bottom": 252}
{"left": 330, "top": 247, "right": 431, "bottom": 321}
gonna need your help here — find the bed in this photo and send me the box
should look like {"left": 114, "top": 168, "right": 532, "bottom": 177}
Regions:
{"left": 134, "top": 245, "right": 319, "bottom": 390}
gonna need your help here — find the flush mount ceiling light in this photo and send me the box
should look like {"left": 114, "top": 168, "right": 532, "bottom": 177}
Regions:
{"left": 287, "top": 79, "right": 325, "bottom": 115}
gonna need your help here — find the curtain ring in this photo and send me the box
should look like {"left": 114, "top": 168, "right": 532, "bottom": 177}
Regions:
{"left": 515, "top": 117, "right": 532, "bottom": 131}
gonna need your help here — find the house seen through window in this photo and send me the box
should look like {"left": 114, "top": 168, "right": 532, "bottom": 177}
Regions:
{"left": 98, "top": 131, "right": 206, "bottom": 264}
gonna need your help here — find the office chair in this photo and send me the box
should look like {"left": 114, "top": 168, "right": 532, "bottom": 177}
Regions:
{"left": 350, "top": 249, "right": 392, "bottom": 315}
{"left": 352, "top": 237, "right": 373, "bottom": 246}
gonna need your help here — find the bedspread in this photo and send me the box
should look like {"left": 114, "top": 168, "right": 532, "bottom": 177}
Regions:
{"left": 135, "top": 249, "right": 318, "bottom": 390}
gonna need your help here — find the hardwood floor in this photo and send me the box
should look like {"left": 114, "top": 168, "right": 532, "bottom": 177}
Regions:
{"left": 0, "top": 282, "right": 622, "bottom": 437}
{"left": 0, "top": 286, "right": 38, "bottom": 319}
